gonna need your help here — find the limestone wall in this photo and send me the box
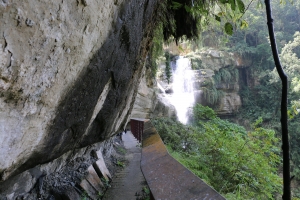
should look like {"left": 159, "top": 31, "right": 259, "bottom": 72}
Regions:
{"left": 189, "top": 50, "right": 245, "bottom": 115}
{"left": 131, "top": 66, "right": 177, "bottom": 120}
{"left": 0, "top": 0, "right": 159, "bottom": 196}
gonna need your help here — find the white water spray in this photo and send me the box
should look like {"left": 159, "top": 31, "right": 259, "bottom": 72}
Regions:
{"left": 168, "top": 56, "right": 195, "bottom": 124}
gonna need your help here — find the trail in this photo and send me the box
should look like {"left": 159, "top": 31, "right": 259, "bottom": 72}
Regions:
{"left": 102, "top": 132, "right": 145, "bottom": 200}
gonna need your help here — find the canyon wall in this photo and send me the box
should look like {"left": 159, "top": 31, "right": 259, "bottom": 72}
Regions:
{"left": 191, "top": 50, "right": 243, "bottom": 116}
{"left": 0, "top": 0, "right": 159, "bottom": 197}
{"left": 131, "top": 66, "right": 177, "bottom": 120}
{"left": 158, "top": 48, "right": 253, "bottom": 117}
{"left": 192, "top": 50, "right": 252, "bottom": 116}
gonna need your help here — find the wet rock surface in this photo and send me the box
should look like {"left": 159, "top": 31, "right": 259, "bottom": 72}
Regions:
{"left": 102, "top": 132, "right": 148, "bottom": 200}
{"left": 0, "top": 136, "right": 125, "bottom": 200}
{"left": 156, "top": 50, "right": 244, "bottom": 117}
{"left": 0, "top": 0, "right": 159, "bottom": 195}
{"left": 131, "top": 65, "right": 177, "bottom": 120}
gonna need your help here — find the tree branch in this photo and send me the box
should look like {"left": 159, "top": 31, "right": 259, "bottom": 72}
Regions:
{"left": 264, "top": 0, "right": 290, "bottom": 199}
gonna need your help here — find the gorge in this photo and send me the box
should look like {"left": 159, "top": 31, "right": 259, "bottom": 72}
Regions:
{"left": 1, "top": 0, "right": 300, "bottom": 199}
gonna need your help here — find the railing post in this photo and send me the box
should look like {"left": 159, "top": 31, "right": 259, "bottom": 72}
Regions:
{"left": 130, "top": 118, "right": 145, "bottom": 143}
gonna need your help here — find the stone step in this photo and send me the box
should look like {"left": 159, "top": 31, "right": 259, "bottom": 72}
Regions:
{"left": 86, "top": 165, "right": 104, "bottom": 191}
{"left": 80, "top": 179, "right": 100, "bottom": 200}
{"left": 79, "top": 150, "right": 112, "bottom": 199}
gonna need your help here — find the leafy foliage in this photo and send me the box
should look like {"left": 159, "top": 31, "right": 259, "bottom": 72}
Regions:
{"left": 165, "top": 51, "right": 172, "bottom": 83}
{"left": 225, "top": 22, "right": 233, "bottom": 35}
{"left": 192, "top": 104, "right": 216, "bottom": 120}
{"left": 199, "top": 66, "right": 238, "bottom": 106}
{"left": 148, "top": 21, "right": 165, "bottom": 77}
{"left": 213, "top": 2, "right": 300, "bottom": 196}
{"left": 153, "top": 104, "right": 282, "bottom": 199}
{"left": 150, "top": 0, "right": 300, "bottom": 197}
{"left": 203, "top": 86, "right": 224, "bottom": 106}
{"left": 278, "top": 31, "right": 300, "bottom": 182}
{"left": 232, "top": 6, "right": 300, "bottom": 186}
{"left": 159, "top": 0, "right": 248, "bottom": 43}
{"left": 214, "top": 66, "right": 239, "bottom": 84}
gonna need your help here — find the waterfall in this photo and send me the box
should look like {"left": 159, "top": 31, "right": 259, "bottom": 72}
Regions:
{"left": 168, "top": 56, "right": 195, "bottom": 124}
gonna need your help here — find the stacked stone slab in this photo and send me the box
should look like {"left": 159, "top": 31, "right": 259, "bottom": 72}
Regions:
{"left": 80, "top": 150, "right": 112, "bottom": 199}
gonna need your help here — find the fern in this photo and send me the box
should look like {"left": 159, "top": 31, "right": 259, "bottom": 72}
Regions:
{"left": 214, "top": 66, "right": 238, "bottom": 84}
{"left": 203, "top": 87, "right": 223, "bottom": 105}
{"left": 220, "top": 68, "right": 232, "bottom": 83}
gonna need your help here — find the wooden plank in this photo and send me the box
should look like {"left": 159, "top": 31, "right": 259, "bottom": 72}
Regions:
{"left": 86, "top": 165, "right": 104, "bottom": 191}
{"left": 93, "top": 150, "right": 112, "bottom": 180}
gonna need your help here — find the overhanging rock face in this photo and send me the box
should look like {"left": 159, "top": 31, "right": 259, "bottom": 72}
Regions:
{"left": 0, "top": 0, "right": 159, "bottom": 194}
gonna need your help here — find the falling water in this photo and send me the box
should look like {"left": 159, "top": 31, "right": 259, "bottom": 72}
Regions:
{"left": 168, "top": 56, "right": 195, "bottom": 124}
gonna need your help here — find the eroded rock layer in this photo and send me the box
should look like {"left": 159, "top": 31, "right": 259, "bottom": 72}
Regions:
{"left": 131, "top": 66, "right": 177, "bottom": 120}
{"left": 0, "top": 0, "right": 159, "bottom": 196}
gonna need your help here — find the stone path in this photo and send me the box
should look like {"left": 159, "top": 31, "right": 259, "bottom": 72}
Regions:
{"left": 102, "top": 132, "right": 145, "bottom": 200}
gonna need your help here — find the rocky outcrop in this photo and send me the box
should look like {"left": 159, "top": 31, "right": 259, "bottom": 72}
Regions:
{"left": 184, "top": 49, "right": 247, "bottom": 116}
{"left": 131, "top": 67, "right": 177, "bottom": 119}
{"left": 189, "top": 50, "right": 245, "bottom": 115}
{"left": 217, "top": 92, "right": 241, "bottom": 115}
{"left": 158, "top": 49, "right": 246, "bottom": 117}
{"left": 131, "top": 67, "right": 157, "bottom": 119}
{"left": 194, "top": 70, "right": 241, "bottom": 116}
{"left": 0, "top": 0, "right": 159, "bottom": 197}
{"left": 193, "top": 49, "right": 235, "bottom": 71}
{"left": 0, "top": 138, "right": 116, "bottom": 200}
{"left": 152, "top": 94, "right": 177, "bottom": 119}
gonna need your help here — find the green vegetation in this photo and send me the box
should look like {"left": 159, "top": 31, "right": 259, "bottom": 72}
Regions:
{"left": 222, "top": 3, "right": 300, "bottom": 195}
{"left": 201, "top": 66, "right": 238, "bottom": 106}
{"left": 202, "top": 86, "right": 223, "bottom": 106}
{"left": 148, "top": 0, "right": 300, "bottom": 197}
{"left": 116, "top": 160, "right": 125, "bottom": 168}
{"left": 98, "top": 191, "right": 104, "bottom": 199}
{"left": 148, "top": 21, "right": 165, "bottom": 77}
{"left": 81, "top": 191, "right": 88, "bottom": 200}
{"left": 116, "top": 146, "right": 126, "bottom": 155}
{"left": 153, "top": 104, "right": 281, "bottom": 199}
{"left": 165, "top": 51, "right": 172, "bottom": 83}
{"left": 141, "top": 186, "right": 151, "bottom": 200}
{"left": 161, "top": 0, "right": 246, "bottom": 42}
{"left": 148, "top": 0, "right": 249, "bottom": 75}
{"left": 214, "top": 66, "right": 239, "bottom": 84}
{"left": 177, "top": 1, "right": 300, "bottom": 196}
{"left": 101, "top": 177, "right": 111, "bottom": 188}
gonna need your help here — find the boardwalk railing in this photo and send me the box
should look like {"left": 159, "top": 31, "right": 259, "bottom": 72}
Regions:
{"left": 133, "top": 120, "right": 225, "bottom": 200}
{"left": 130, "top": 118, "right": 149, "bottom": 143}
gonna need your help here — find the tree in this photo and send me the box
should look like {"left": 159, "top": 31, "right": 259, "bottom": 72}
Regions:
{"left": 153, "top": 104, "right": 282, "bottom": 199}
{"left": 165, "top": 51, "right": 172, "bottom": 83}
{"left": 160, "top": 0, "right": 247, "bottom": 43}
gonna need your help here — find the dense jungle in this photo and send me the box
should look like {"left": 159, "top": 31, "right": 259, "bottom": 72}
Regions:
{"left": 151, "top": 0, "right": 300, "bottom": 199}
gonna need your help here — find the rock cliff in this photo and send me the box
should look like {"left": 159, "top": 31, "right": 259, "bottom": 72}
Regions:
{"left": 157, "top": 48, "right": 252, "bottom": 117}
{"left": 188, "top": 49, "right": 250, "bottom": 116}
{"left": 131, "top": 66, "right": 177, "bottom": 120}
{"left": 0, "top": 0, "right": 159, "bottom": 197}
